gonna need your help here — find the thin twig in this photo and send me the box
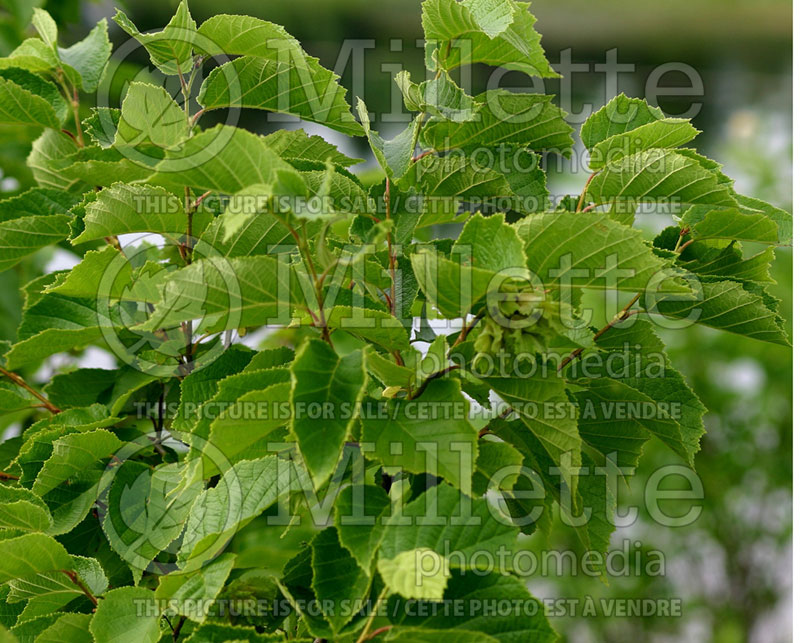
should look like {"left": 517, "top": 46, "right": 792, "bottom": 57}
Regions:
{"left": 152, "top": 387, "right": 167, "bottom": 456}
{"left": 172, "top": 615, "right": 186, "bottom": 641}
{"left": 452, "top": 313, "right": 483, "bottom": 349}
{"left": 71, "top": 87, "right": 84, "bottom": 148}
{"left": 674, "top": 226, "right": 691, "bottom": 253}
{"left": 409, "top": 364, "right": 459, "bottom": 400}
{"left": 412, "top": 150, "right": 433, "bottom": 163}
{"left": 409, "top": 312, "right": 484, "bottom": 399}
{"left": 363, "top": 625, "right": 392, "bottom": 641}
{"left": 277, "top": 218, "right": 334, "bottom": 348}
{"left": 61, "top": 570, "right": 97, "bottom": 606}
{"left": 192, "top": 190, "right": 212, "bottom": 210}
{"left": 355, "top": 587, "right": 389, "bottom": 643}
{"left": 0, "top": 367, "right": 60, "bottom": 414}
{"left": 575, "top": 171, "right": 598, "bottom": 213}
{"left": 558, "top": 293, "right": 642, "bottom": 371}
{"left": 190, "top": 108, "right": 205, "bottom": 129}
{"left": 384, "top": 178, "right": 396, "bottom": 316}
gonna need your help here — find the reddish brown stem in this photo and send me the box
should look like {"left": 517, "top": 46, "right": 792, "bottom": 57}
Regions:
{"left": 558, "top": 294, "right": 642, "bottom": 371}
{"left": 384, "top": 178, "right": 396, "bottom": 316}
{"left": 575, "top": 171, "right": 598, "bottom": 212}
{"left": 363, "top": 625, "right": 392, "bottom": 641}
{"left": 61, "top": 570, "right": 98, "bottom": 606}
{"left": 0, "top": 367, "right": 60, "bottom": 414}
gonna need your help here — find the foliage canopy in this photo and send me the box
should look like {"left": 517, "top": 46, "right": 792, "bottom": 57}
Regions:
{"left": 0, "top": 0, "right": 790, "bottom": 641}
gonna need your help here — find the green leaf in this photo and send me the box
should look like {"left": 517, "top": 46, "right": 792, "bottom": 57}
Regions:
{"left": 400, "top": 153, "right": 512, "bottom": 201}
{"left": 33, "top": 614, "right": 92, "bottom": 643}
{"left": 156, "top": 554, "right": 236, "bottom": 623}
{"left": 188, "top": 369, "right": 289, "bottom": 451}
{"left": 139, "top": 255, "right": 299, "bottom": 334}
{"left": 482, "top": 370, "right": 582, "bottom": 497}
{"left": 4, "top": 291, "right": 110, "bottom": 370}
{"left": 198, "top": 56, "right": 361, "bottom": 136}
{"left": 422, "top": 90, "right": 573, "bottom": 156}
{"left": 179, "top": 456, "right": 292, "bottom": 566}
{"left": 735, "top": 193, "right": 792, "bottom": 244}
{"left": 8, "top": 555, "right": 106, "bottom": 620}
{"left": 660, "top": 229, "right": 776, "bottom": 285}
{"left": 0, "top": 187, "right": 79, "bottom": 224}
{"left": 333, "top": 484, "right": 390, "bottom": 572}
{"left": 515, "top": 211, "right": 690, "bottom": 294}
{"left": 0, "top": 38, "right": 59, "bottom": 76}
{"left": 378, "top": 548, "right": 450, "bottom": 601}
{"left": 9, "top": 614, "right": 61, "bottom": 641}
{"left": 310, "top": 527, "right": 371, "bottom": 633}
{"left": 290, "top": 340, "right": 367, "bottom": 488}
{"left": 44, "top": 246, "right": 130, "bottom": 300}
{"left": 0, "top": 214, "right": 72, "bottom": 273}
{"left": 462, "top": 0, "right": 517, "bottom": 37}
{"left": 326, "top": 305, "right": 411, "bottom": 352}
{"left": 201, "top": 204, "right": 294, "bottom": 259}
{"left": 209, "top": 184, "right": 288, "bottom": 245}
{"left": 385, "top": 628, "right": 497, "bottom": 643}
{"left": 589, "top": 118, "right": 699, "bottom": 170}
{"left": 172, "top": 345, "right": 255, "bottom": 431}
{"left": 649, "top": 277, "right": 789, "bottom": 346}
{"left": 195, "top": 14, "right": 359, "bottom": 135}
{"left": 456, "top": 212, "right": 526, "bottom": 273}
{"left": 83, "top": 107, "right": 120, "bottom": 147}
{"left": 263, "top": 129, "right": 363, "bottom": 167}
{"left": 0, "top": 487, "right": 51, "bottom": 532}
{"left": 412, "top": 215, "right": 527, "bottom": 318}
{"left": 183, "top": 624, "right": 285, "bottom": 642}
{"left": 57, "top": 18, "right": 112, "bottom": 92}
{"left": 363, "top": 379, "right": 478, "bottom": 493}
{"left": 195, "top": 13, "right": 307, "bottom": 58}
{"left": 101, "top": 461, "right": 203, "bottom": 578}
{"left": 27, "top": 129, "right": 87, "bottom": 191}
{"left": 378, "top": 483, "right": 519, "bottom": 570}
{"left": 589, "top": 317, "right": 707, "bottom": 465}
{"left": 422, "top": 0, "right": 557, "bottom": 76}
{"left": 586, "top": 148, "right": 736, "bottom": 207}
{"left": 146, "top": 125, "right": 303, "bottom": 194}
{"left": 31, "top": 9, "right": 57, "bottom": 48}
{"left": 391, "top": 569, "right": 556, "bottom": 641}
{"left": 410, "top": 248, "right": 498, "bottom": 319}
{"left": 33, "top": 428, "right": 122, "bottom": 496}
{"left": 0, "top": 76, "right": 61, "bottom": 129}
{"left": 0, "top": 534, "right": 72, "bottom": 583}
{"left": 206, "top": 372, "right": 290, "bottom": 466}
{"left": 357, "top": 98, "right": 422, "bottom": 179}
{"left": 71, "top": 182, "right": 210, "bottom": 245}
{"left": 0, "top": 68, "right": 68, "bottom": 123}
{"left": 0, "top": 383, "right": 34, "bottom": 414}
{"left": 113, "top": 0, "right": 196, "bottom": 75}
{"left": 681, "top": 205, "right": 783, "bottom": 245}
{"left": 471, "top": 439, "right": 523, "bottom": 496}
{"left": 581, "top": 93, "right": 664, "bottom": 150}
{"left": 397, "top": 70, "right": 483, "bottom": 122}
{"left": 51, "top": 146, "right": 163, "bottom": 188}
{"left": 89, "top": 587, "right": 161, "bottom": 643}
{"left": 576, "top": 460, "right": 617, "bottom": 577}
{"left": 573, "top": 377, "right": 684, "bottom": 470}
{"left": 114, "top": 82, "right": 187, "bottom": 148}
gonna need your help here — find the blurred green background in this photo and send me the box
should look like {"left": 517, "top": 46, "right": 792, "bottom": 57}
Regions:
{"left": 0, "top": 1, "right": 792, "bottom": 641}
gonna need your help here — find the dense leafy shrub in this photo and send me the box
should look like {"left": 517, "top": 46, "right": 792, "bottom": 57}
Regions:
{"left": 0, "top": 1, "right": 790, "bottom": 641}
